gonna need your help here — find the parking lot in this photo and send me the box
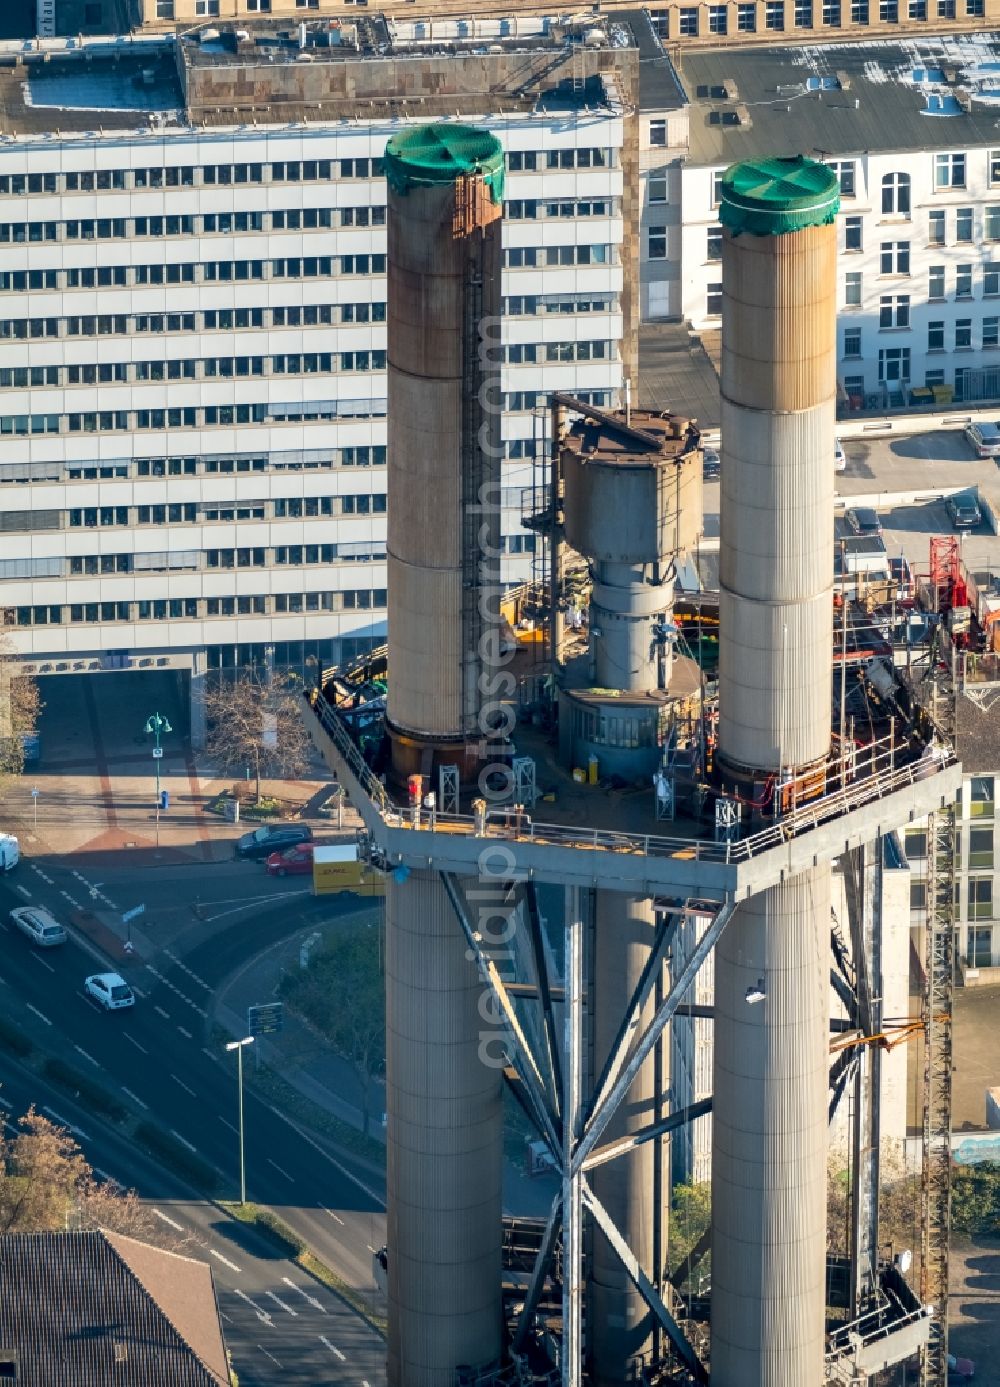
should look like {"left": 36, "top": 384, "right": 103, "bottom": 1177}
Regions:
{"left": 835, "top": 428, "right": 1000, "bottom": 578}
{"left": 836, "top": 426, "right": 999, "bottom": 498}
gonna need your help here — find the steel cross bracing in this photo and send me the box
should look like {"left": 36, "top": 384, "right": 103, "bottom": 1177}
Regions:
{"left": 439, "top": 873, "right": 734, "bottom": 1384}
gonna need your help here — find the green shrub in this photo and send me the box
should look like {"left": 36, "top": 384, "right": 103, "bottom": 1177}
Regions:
{"left": 952, "top": 1161, "right": 1000, "bottom": 1234}
{"left": 0, "top": 1017, "right": 32, "bottom": 1058}
{"left": 135, "top": 1122, "right": 218, "bottom": 1192}
{"left": 41, "top": 1058, "right": 126, "bottom": 1122}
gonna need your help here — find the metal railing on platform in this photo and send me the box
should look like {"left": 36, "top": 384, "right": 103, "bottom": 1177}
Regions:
{"left": 305, "top": 694, "right": 957, "bottom": 868}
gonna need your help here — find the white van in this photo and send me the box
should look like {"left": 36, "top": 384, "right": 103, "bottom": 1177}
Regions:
{"left": 0, "top": 834, "right": 20, "bottom": 872}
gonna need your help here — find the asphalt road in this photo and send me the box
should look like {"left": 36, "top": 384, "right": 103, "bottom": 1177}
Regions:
{"left": 0, "top": 1055, "right": 384, "bottom": 1387}
{"left": 0, "top": 866, "right": 388, "bottom": 1385}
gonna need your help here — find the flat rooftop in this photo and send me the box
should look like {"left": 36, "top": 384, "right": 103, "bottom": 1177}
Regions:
{"left": 0, "top": 11, "right": 678, "bottom": 137}
{"left": 680, "top": 31, "right": 1000, "bottom": 165}
{"left": 0, "top": 46, "right": 183, "bottom": 134}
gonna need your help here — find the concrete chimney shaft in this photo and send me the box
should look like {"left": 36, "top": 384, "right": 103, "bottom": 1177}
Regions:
{"left": 383, "top": 124, "right": 506, "bottom": 1387}
{"left": 711, "top": 157, "right": 839, "bottom": 1387}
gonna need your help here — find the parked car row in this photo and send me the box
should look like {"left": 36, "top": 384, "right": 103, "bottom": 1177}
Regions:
{"left": 702, "top": 439, "right": 846, "bottom": 476}
{"left": 7, "top": 906, "right": 135, "bottom": 1012}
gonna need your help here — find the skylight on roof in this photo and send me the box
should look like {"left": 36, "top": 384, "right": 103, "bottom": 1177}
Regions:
{"left": 912, "top": 66, "right": 946, "bottom": 83}
{"left": 806, "top": 74, "right": 840, "bottom": 91}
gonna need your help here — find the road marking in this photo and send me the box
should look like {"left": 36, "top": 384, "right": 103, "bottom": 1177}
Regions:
{"left": 73, "top": 1045, "right": 98, "bottom": 1066}
{"left": 26, "top": 1003, "right": 52, "bottom": 1026}
{"left": 268, "top": 1108, "right": 384, "bottom": 1208}
{"left": 256, "top": 1345, "right": 281, "bottom": 1367}
{"left": 59, "top": 891, "right": 81, "bottom": 909}
{"left": 41, "top": 1106, "right": 89, "bottom": 1141}
{"left": 30, "top": 866, "right": 53, "bottom": 885}
{"left": 266, "top": 1157, "right": 295, "bottom": 1183}
{"left": 170, "top": 1074, "right": 197, "bottom": 1098}
{"left": 218, "top": 1116, "right": 238, "bottom": 1134}
{"left": 264, "top": 1291, "right": 297, "bottom": 1317}
{"left": 132, "top": 986, "right": 146, "bottom": 999}
{"left": 177, "top": 1026, "right": 193, "bottom": 1040}
{"left": 282, "top": 1278, "right": 325, "bottom": 1313}
{"left": 170, "top": 1128, "right": 198, "bottom": 1153}
{"left": 319, "top": 1335, "right": 346, "bottom": 1361}
{"left": 121, "top": 1086, "right": 148, "bottom": 1111}
{"left": 164, "top": 949, "right": 212, "bottom": 992}
{"left": 210, "top": 1248, "right": 242, "bottom": 1274}
{"left": 147, "top": 965, "right": 206, "bottom": 1018}
{"left": 220, "top": 1312, "right": 233, "bottom": 1326}
{"left": 232, "top": 1289, "right": 272, "bottom": 1327}
{"left": 154, "top": 1005, "right": 170, "bottom": 1020}
{"left": 320, "top": 1205, "right": 345, "bottom": 1226}
{"left": 152, "top": 1208, "right": 185, "bottom": 1232}
{"left": 122, "top": 1033, "right": 148, "bottom": 1054}
{"left": 31, "top": 955, "right": 55, "bottom": 974}
{"left": 0, "top": 1095, "right": 12, "bottom": 1111}
{"left": 92, "top": 1168, "right": 123, "bottom": 1192}
{"left": 13, "top": 884, "right": 31, "bottom": 899}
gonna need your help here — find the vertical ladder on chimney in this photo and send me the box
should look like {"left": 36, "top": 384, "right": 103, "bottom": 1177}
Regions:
{"left": 460, "top": 219, "right": 489, "bottom": 738}
{"left": 918, "top": 637, "right": 958, "bottom": 1387}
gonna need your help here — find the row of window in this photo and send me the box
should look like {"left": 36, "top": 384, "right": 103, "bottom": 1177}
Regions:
{"left": 707, "top": 156, "right": 1000, "bottom": 216}
{"left": 0, "top": 542, "right": 385, "bottom": 579}
{"left": 0, "top": 159, "right": 384, "bottom": 197}
{"left": 0, "top": 342, "right": 613, "bottom": 391}
{"left": 0, "top": 206, "right": 389, "bottom": 243}
{"left": 668, "top": 0, "right": 978, "bottom": 36}
{"left": 844, "top": 315, "right": 1000, "bottom": 356}
{"left": 8, "top": 590, "right": 388, "bottom": 627}
{"left": 0, "top": 398, "right": 386, "bottom": 437}
{"left": 709, "top": 273, "right": 1000, "bottom": 319}
{"left": 0, "top": 244, "right": 612, "bottom": 295}
{"left": 0, "top": 352, "right": 390, "bottom": 391}
{"left": 841, "top": 206, "right": 1000, "bottom": 256}
{"left": 0, "top": 146, "right": 613, "bottom": 199}
{"left": 504, "top": 245, "right": 613, "bottom": 269}
{"left": 0, "top": 256, "right": 386, "bottom": 294}
{"left": 0, "top": 295, "right": 616, "bottom": 344}
{"left": 505, "top": 199, "right": 615, "bottom": 221}
{"left": 0, "top": 447, "right": 385, "bottom": 486}
{"left": 64, "top": 494, "right": 385, "bottom": 527}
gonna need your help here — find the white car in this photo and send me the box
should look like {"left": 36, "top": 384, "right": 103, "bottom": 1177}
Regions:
{"left": 84, "top": 972, "right": 135, "bottom": 1011}
{"left": 965, "top": 421, "right": 1000, "bottom": 457}
{"left": 9, "top": 906, "right": 66, "bottom": 948}
{"left": 834, "top": 438, "right": 847, "bottom": 472}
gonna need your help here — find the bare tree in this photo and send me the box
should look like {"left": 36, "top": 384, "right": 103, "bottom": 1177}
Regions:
{"left": 0, "top": 623, "right": 40, "bottom": 798}
{"left": 202, "top": 669, "right": 311, "bottom": 804}
{"left": 0, "top": 1107, "right": 183, "bottom": 1250}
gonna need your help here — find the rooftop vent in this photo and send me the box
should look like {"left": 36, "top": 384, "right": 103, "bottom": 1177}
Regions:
{"left": 697, "top": 81, "right": 737, "bottom": 100}
{"left": 922, "top": 91, "right": 963, "bottom": 116}
{"left": 709, "top": 103, "right": 751, "bottom": 127}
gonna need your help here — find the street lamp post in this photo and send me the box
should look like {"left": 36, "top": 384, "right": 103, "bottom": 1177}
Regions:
{"left": 144, "top": 712, "right": 172, "bottom": 847}
{"left": 225, "top": 1036, "right": 254, "bottom": 1205}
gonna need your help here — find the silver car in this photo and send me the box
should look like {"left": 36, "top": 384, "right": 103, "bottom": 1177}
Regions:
{"left": 10, "top": 906, "right": 66, "bottom": 948}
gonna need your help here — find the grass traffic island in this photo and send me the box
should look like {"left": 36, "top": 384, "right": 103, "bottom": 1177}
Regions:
{"left": 221, "top": 1200, "right": 387, "bottom": 1339}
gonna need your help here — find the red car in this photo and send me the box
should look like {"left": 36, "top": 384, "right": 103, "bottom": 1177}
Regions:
{"left": 266, "top": 843, "right": 314, "bottom": 877}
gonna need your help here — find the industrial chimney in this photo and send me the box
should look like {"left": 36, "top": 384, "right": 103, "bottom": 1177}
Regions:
{"left": 383, "top": 123, "right": 506, "bottom": 1387}
{"left": 711, "top": 156, "right": 840, "bottom": 1387}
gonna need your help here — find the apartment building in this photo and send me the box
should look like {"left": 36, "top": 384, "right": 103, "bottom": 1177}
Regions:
{"left": 677, "top": 35, "right": 1000, "bottom": 407}
{"left": 129, "top": 0, "right": 1000, "bottom": 53}
{"left": 0, "top": 15, "right": 670, "bottom": 719}
{"left": 904, "top": 682, "right": 1000, "bottom": 969}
